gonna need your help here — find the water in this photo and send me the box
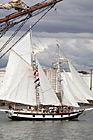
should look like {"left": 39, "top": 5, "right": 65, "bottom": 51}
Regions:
{"left": 0, "top": 107, "right": 93, "bottom": 140}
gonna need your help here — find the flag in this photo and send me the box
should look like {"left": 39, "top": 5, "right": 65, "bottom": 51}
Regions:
{"left": 34, "top": 69, "right": 38, "bottom": 76}
{"left": 34, "top": 78, "right": 40, "bottom": 83}
{"left": 35, "top": 82, "right": 40, "bottom": 89}
{"left": 34, "top": 72, "right": 39, "bottom": 78}
{"left": 36, "top": 69, "right": 38, "bottom": 72}
{"left": 34, "top": 71, "right": 36, "bottom": 76}
{"left": 36, "top": 65, "right": 38, "bottom": 69}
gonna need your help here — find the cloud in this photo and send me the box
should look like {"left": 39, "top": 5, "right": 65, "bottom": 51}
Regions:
{"left": 0, "top": 0, "right": 93, "bottom": 71}
{"left": 32, "top": 32, "right": 93, "bottom": 71}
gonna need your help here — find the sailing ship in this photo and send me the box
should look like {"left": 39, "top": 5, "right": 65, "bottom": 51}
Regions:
{"left": 0, "top": 31, "right": 93, "bottom": 121}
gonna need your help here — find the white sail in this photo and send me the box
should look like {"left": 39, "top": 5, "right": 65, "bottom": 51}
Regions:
{"left": 63, "top": 70, "right": 89, "bottom": 104}
{"left": 0, "top": 50, "right": 60, "bottom": 106}
{"left": 13, "top": 32, "right": 31, "bottom": 65}
{"left": 68, "top": 61, "right": 93, "bottom": 100}
{"left": 0, "top": 50, "right": 36, "bottom": 105}
{"left": 37, "top": 59, "right": 61, "bottom": 106}
{"left": 62, "top": 73, "right": 79, "bottom": 107}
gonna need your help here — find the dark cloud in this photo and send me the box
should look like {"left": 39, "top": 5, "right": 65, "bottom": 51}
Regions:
{"left": 1, "top": 0, "right": 93, "bottom": 34}
{"left": 31, "top": 32, "right": 93, "bottom": 71}
{"left": 0, "top": 0, "right": 93, "bottom": 71}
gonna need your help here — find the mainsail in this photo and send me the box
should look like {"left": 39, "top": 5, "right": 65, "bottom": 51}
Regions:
{"left": 0, "top": 50, "right": 36, "bottom": 105}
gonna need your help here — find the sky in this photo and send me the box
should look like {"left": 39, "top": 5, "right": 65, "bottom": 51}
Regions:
{"left": 0, "top": 0, "right": 93, "bottom": 71}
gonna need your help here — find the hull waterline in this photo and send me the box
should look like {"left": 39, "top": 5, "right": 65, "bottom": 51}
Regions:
{"left": 5, "top": 109, "right": 84, "bottom": 121}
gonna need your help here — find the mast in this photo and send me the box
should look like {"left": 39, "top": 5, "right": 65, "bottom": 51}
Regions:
{"left": 30, "top": 28, "right": 40, "bottom": 110}
{"left": 30, "top": 26, "right": 33, "bottom": 66}
{"left": 56, "top": 44, "right": 63, "bottom": 105}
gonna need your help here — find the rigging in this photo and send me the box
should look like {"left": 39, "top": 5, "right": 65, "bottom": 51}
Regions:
{"left": 0, "top": 0, "right": 63, "bottom": 59}
{"left": 0, "top": 0, "right": 63, "bottom": 37}
{"left": 0, "top": 6, "right": 54, "bottom": 59}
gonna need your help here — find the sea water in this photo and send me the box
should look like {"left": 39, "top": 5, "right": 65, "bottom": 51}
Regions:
{"left": 0, "top": 106, "right": 93, "bottom": 140}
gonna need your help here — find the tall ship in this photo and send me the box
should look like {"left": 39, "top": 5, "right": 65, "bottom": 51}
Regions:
{"left": 0, "top": 0, "right": 93, "bottom": 121}
{"left": 0, "top": 30, "right": 93, "bottom": 120}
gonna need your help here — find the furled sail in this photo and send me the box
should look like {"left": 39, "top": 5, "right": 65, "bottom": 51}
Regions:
{"left": 36, "top": 59, "right": 61, "bottom": 106}
{"left": 68, "top": 61, "right": 93, "bottom": 100}
{"left": 0, "top": 0, "right": 25, "bottom": 12}
{"left": 63, "top": 70, "right": 89, "bottom": 104}
{"left": 62, "top": 72, "right": 79, "bottom": 107}
{"left": 0, "top": 50, "right": 36, "bottom": 105}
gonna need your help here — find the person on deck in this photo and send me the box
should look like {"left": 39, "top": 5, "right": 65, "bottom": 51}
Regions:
{"left": 9, "top": 105, "right": 13, "bottom": 109}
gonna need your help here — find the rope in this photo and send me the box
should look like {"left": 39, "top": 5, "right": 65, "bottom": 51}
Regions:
{"left": 0, "top": 14, "right": 31, "bottom": 38}
{"left": 0, "top": 0, "right": 56, "bottom": 38}
{"left": 0, "top": 15, "right": 31, "bottom": 52}
{"left": 0, "top": 4, "right": 55, "bottom": 59}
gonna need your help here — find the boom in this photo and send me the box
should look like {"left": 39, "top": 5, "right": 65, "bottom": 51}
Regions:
{"left": 0, "top": 0, "right": 63, "bottom": 23}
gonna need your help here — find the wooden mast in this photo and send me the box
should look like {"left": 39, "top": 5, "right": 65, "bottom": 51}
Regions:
{"left": 0, "top": 0, "right": 63, "bottom": 23}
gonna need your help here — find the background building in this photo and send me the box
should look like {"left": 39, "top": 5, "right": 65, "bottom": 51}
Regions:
{"left": 43, "top": 68, "right": 93, "bottom": 93}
